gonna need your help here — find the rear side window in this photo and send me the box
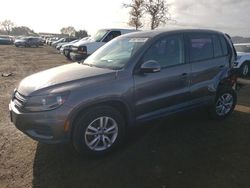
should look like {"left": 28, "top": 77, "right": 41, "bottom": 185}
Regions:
{"left": 188, "top": 34, "right": 213, "bottom": 62}
{"left": 219, "top": 36, "right": 228, "bottom": 55}
{"left": 212, "top": 35, "right": 223, "bottom": 57}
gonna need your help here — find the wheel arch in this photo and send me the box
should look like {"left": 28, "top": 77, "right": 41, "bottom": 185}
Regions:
{"left": 68, "top": 99, "right": 133, "bottom": 139}
{"left": 215, "top": 68, "right": 237, "bottom": 93}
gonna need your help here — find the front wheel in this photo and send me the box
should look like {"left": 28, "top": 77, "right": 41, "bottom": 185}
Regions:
{"left": 72, "top": 106, "right": 126, "bottom": 156}
{"left": 209, "top": 88, "right": 237, "bottom": 120}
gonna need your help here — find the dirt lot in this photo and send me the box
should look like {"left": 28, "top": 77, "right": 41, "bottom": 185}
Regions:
{"left": 0, "top": 45, "right": 250, "bottom": 188}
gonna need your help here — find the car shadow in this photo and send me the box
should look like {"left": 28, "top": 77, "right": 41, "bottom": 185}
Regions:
{"left": 32, "top": 109, "right": 250, "bottom": 188}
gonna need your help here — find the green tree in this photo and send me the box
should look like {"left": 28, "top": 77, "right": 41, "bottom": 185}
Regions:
{"left": 11, "top": 26, "right": 37, "bottom": 36}
{"left": 60, "top": 26, "right": 76, "bottom": 36}
{"left": 75, "top": 30, "right": 88, "bottom": 38}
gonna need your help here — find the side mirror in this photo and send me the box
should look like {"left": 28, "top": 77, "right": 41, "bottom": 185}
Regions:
{"left": 140, "top": 60, "right": 161, "bottom": 73}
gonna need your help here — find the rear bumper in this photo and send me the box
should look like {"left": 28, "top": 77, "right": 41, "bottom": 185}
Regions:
{"left": 9, "top": 100, "right": 70, "bottom": 144}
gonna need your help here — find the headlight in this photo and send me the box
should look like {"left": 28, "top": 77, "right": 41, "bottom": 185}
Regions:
{"left": 78, "top": 46, "right": 87, "bottom": 54}
{"left": 24, "top": 92, "right": 69, "bottom": 112}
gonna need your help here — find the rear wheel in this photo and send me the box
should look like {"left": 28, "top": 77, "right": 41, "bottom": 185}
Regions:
{"left": 209, "top": 87, "right": 237, "bottom": 119}
{"left": 72, "top": 106, "right": 126, "bottom": 156}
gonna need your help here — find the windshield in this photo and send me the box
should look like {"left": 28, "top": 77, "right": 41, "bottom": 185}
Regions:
{"left": 92, "top": 29, "right": 109, "bottom": 42}
{"left": 235, "top": 44, "right": 250, "bottom": 53}
{"left": 84, "top": 37, "right": 148, "bottom": 70}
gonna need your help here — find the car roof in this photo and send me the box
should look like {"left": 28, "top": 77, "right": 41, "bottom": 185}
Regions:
{"left": 100, "top": 28, "right": 136, "bottom": 31}
{"left": 121, "top": 29, "right": 224, "bottom": 38}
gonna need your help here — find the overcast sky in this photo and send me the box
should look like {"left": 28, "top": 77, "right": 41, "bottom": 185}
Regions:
{"left": 0, "top": 0, "right": 249, "bottom": 37}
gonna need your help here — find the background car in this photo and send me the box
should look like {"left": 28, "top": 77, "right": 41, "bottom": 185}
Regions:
{"left": 46, "top": 37, "right": 59, "bottom": 45}
{"left": 0, "top": 35, "right": 13, "bottom": 45}
{"left": 69, "top": 28, "right": 137, "bottom": 61}
{"left": 234, "top": 43, "right": 250, "bottom": 77}
{"left": 14, "top": 37, "right": 41, "bottom": 47}
{"left": 60, "top": 37, "right": 88, "bottom": 60}
{"left": 54, "top": 37, "right": 78, "bottom": 49}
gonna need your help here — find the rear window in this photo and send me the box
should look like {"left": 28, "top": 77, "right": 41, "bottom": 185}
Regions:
{"left": 188, "top": 34, "right": 213, "bottom": 62}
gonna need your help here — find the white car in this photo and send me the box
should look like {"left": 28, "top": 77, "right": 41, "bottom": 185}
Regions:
{"left": 234, "top": 43, "right": 250, "bottom": 77}
{"left": 69, "top": 28, "right": 137, "bottom": 61}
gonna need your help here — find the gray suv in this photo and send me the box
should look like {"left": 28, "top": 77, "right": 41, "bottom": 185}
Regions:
{"left": 9, "top": 29, "right": 237, "bottom": 155}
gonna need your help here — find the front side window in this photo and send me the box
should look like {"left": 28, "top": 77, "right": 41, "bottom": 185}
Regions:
{"left": 143, "top": 35, "right": 184, "bottom": 67}
{"left": 103, "top": 31, "right": 121, "bottom": 42}
{"left": 188, "top": 34, "right": 213, "bottom": 62}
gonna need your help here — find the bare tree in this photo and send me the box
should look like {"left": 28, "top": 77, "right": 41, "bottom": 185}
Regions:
{"left": 0, "top": 20, "right": 14, "bottom": 34}
{"left": 144, "top": 0, "right": 171, "bottom": 30}
{"left": 123, "top": 0, "right": 145, "bottom": 30}
{"left": 60, "top": 26, "right": 76, "bottom": 37}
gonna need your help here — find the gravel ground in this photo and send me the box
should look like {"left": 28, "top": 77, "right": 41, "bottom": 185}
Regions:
{"left": 0, "top": 45, "right": 250, "bottom": 188}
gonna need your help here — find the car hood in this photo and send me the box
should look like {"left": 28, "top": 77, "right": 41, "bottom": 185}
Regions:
{"left": 15, "top": 39, "right": 26, "bottom": 43}
{"left": 73, "top": 38, "right": 95, "bottom": 46}
{"left": 237, "top": 52, "right": 250, "bottom": 59}
{"left": 18, "top": 63, "right": 116, "bottom": 96}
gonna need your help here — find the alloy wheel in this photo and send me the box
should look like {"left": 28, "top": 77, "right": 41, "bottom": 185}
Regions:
{"left": 84, "top": 116, "right": 118, "bottom": 151}
{"left": 215, "top": 93, "right": 234, "bottom": 116}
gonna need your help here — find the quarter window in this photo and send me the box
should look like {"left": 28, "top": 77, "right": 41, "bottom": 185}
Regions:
{"left": 143, "top": 35, "right": 184, "bottom": 67}
{"left": 188, "top": 34, "right": 213, "bottom": 62}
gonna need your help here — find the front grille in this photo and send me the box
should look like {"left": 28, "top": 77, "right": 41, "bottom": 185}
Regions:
{"left": 13, "top": 91, "right": 27, "bottom": 110}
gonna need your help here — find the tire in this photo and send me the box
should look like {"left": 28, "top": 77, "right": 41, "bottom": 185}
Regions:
{"left": 208, "top": 87, "right": 237, "bottom": 120}
{"left": 241, "top": 62, "right": 249, "bottom": 78}
{"left": 72, "top": 106, "right": 126, "bottom": 156}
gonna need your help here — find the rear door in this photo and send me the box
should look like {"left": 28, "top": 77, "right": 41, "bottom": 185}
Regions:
{"left": 133, "top": 34, "right": 191, "bottom": 120}
{"left": 186, "top": 33, "right": 230, "bottom": 99}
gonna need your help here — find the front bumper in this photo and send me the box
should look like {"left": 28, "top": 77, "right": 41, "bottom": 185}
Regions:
{"left": 9, "top": 100, "right": 70, "bottom": 144}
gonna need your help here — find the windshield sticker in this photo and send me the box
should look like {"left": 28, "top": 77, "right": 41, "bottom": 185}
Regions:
{"left": 129, "top": 38, "right": 148, "bottom": 43}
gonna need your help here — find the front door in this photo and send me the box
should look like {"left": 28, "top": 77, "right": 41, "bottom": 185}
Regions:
{"left": 133, "top": 34, "right": 191, "bottom": 121}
